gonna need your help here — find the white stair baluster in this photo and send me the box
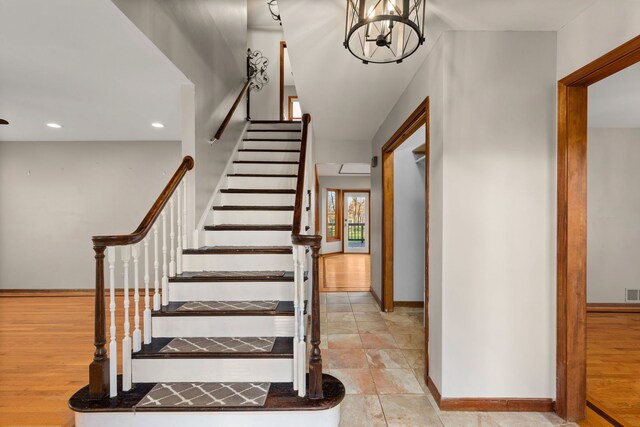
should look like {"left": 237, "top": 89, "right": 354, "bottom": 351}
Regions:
{"left": 176, "top": 186, "right": 183, "bottom": 275}
{"left": 182, "top": 179, "right": 188, "bottom": 249}
{"left": 121, "top": 246, "right": 132, "bottom": 391}
{"left": 162, "top": 209, "right": 168, "bottom": 306}
{"left": 296, "top": 245, "right": 307, "bottom": 397}
{"left": 143, "top": 237, "right": 151, "bottom": 344}
{"left": 169, "top": 197, "right": 176, "bottom": 277}
{"left": 292, "top": 246, "right": 299, "bottom": 392}
{"left": 132, "top": 244, "right": 141, "bottom": 352}
{"left": 153, "top": 223, "right": 160, "bottom": 311}
{"left": 107, "top": 247, "right": 117, "bottom": 398}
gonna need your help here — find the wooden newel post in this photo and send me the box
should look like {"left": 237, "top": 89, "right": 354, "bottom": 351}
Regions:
{"left": 308, "top": 238, "right": 323, "bottom": 399}
{"left": 89, "top": 245, "right": 109, "bottom": 399}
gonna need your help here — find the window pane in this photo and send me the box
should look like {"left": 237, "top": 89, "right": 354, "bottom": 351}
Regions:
{"left": 327, "top": 190, "right": 337, "bottom": 239}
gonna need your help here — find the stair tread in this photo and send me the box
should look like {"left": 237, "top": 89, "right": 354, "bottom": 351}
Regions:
{"left": 250, "top": 119, "right": 302, "bottom": 124}
{"left": 183, "top": 246, "right": 292, "bottom": 254}
{"left": 154, "top": 300, "right": 297, "bottom": 316}
{"left": 227, "top": 173, "right": 297, "bottom": 178}
{"left": 238, "top": 149, "right": 300, "bottom": 153}
{"left": 233, "top": 160, "right": 299, "bottom": 164}
{"left": 212, "top": 205, "right": 294, "bottom": 211}
{"left": 205, "top": 224, "right": 292, "bottom": 231}
{"left": 246, "top": 129, "right": 302, "bottom": 133}
{"left": 170, "top": 270, "right": 305, "bottom": 282}
{"left": 133, "top": 336, "right": 293, "bottom": 359}
{"left": 243, "top": 138, "right": 302, "bottom": 142}
{"left": 68, "top": 374, "right": 344, "bottom": 412}
{"left": 221, "top": 188, "right": 296, "bottom": 194}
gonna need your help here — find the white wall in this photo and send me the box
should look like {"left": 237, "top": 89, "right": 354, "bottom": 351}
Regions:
{"left": 282, "top": 85, "right": 297, "bottom": 119}
{"left": 318, "top": 176, "right": 370, "bottom": 254}
{"left": 113, "top": 0, "right": 248, "bottom": 226}
{"left": 393, "top": 126, "right": 426, "bottom": 302}
{"left": 314, "top": 139, "right": 371, "bottom": 165}
{"left": 587, "top": 128, "right": 640, "bottom": 303}
{"left": 248, "top": 28, "right": 284, "bottom": 120}
{"left": 0, "top": 140, "right": 181, "bottom": 289}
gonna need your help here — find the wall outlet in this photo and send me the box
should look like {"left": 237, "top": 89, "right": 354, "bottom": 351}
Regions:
{"left": 625, "top": 288, "right": 640, "bottom": 302}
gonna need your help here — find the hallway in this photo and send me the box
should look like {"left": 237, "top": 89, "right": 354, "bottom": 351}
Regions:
{"left": 320, "top": 254, "right": 371, "bottom": 293}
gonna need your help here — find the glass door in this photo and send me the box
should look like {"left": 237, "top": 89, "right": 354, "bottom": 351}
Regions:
{"left": 343, "top": 192, "right": 369, "bottom": 253}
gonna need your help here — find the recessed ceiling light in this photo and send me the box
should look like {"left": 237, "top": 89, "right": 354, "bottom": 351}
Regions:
{"left": 151, "top": 122, "right": 165, "bottom": 128}
{"left": 46, "top": 123, "right": 63, "bottom": 129}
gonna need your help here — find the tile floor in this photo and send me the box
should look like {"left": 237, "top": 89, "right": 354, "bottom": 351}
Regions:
{"left": 319, "top": 291, "right": 577, "bottom": 427}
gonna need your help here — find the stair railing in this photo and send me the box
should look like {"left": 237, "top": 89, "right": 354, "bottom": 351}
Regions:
{"left": 88, "top": 155, "right": 194, "bottom": 399}
{"left": 291, "top": 114, "right": 324, "bottom": 399}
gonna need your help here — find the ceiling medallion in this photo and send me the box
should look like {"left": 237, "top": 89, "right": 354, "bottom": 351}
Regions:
{"left": 344, "top": 0, "right": 426, "bottom": 64}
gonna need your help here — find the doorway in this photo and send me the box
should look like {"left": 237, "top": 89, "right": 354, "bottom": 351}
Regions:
{"left": 279, "top": 41, "right": 298, "bottom": 121}
{"left": 556, "top": 35, "right": 640, "bottom": 421}
{"left": 343, "top": 191, "right": 370, "bottom": 253}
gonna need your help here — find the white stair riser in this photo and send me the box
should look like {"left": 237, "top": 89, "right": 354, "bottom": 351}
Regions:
{"left": 243, "top": 140, "right": 301, "bottom": 150}
{"left": 245, "top": 130, "right": 301, "bottom": 138}
{"left": 221, "top": 193, "right": 294, "bottom": 206}
{"left": 238, "top": 151, "right": 300, "bottom": 162}
{"left": 212, "top": 210, "right": 293, "bottom": 225}
{"left": 182, "top": 253, "right": 292, "bottom": 271}
{"left": 232, "top": 163, "right": 298, "bottom": 175}
{"left": 75, "top": 406, "right": 341, "bottom": 427}
{"left": 152, "top": 316, "right": 294, "bottom": 337}
{"left": 227, "top": 176, "right": 296, "bottom": 189}
{"left": 169, "top": 282, "right": 294, "bottom": 302}
{"left": 248, "top": 123, "right": 302, "bottom": 131}
{"left": 132, "top": 358, "right": 293, "bottom": 383}
{"left": 204, "top": 230, "right": 292, "bottom": 246}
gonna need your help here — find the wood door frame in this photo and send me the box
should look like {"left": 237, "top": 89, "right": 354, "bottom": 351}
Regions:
{"left": 341, "top": 189, "right": 371, "bottom": 254}
{"left": 279, "top": 41, "right": 286, "bottom": 120}
{"left": 556, "top": 35, "right": 640, "bottom": 422}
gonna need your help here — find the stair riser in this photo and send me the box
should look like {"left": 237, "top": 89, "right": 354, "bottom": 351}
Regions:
{"left": 248, "top": 123, "right": 302, "bottom": 131}
{"left": 182, "top": 253, "right": 292, "bottom": 271}
{"left": 232, "top": 163, "right": 298, "bottom": 175}
{"left": 227, "top": 176, "right": 296, "bottom": 189}
{"left": 221, "top": 193, "right": 294, "bottom": 206}
{"left": 243, "top": 140, "right": 301, "bottom": 150}
{"left": 238, "top": 151, "right": 300, "bottom": 162}
{"left": 132, "top": 359, "right": 293, "bottom": 383}
{"left": 169, "top": 282, "right": 294, "bottom": 302}
{"left": 75, "top": 406, "right": 341, "bottom": 427}
{"left": 212, "top": 210, "right": 293, "bottom": 225}
{"left": 204, "top": 230, "right": 292, "bottom": 246}
{"left": 152, "top": 316, "right": 294, "bottom": 337}
{"left": 245, "top": 130, "right": 301, "bottom": 139}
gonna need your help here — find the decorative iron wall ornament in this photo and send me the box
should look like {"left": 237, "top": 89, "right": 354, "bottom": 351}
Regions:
{"left": 247, "top": 49, "right": 269, "bottom": 92}
{"left": 267, "top": 0, "right": 281, "bottom": 25}
{"left": 344, "top": 0, "right": 426, "bottom": 64}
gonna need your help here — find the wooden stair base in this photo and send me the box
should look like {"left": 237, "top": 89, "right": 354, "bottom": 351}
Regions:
{"left": 132, "top": 337, "right": 294, "bottom": 359}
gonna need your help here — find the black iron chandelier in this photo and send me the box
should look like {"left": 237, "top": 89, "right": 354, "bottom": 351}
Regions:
{"left": 267, "top": 0, "right": 281, "bottom": 25}
{"left": 344, "top": 0, "right": 426, "bottom": 64}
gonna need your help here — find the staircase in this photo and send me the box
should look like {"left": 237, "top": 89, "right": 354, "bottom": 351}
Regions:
{"left": 69, "top": 117, "right": 344, "bottom": 426}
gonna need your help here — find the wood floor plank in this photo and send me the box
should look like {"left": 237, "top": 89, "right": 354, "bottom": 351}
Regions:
{"left": 319, "top": 254, "right": 370, "bottom": 293}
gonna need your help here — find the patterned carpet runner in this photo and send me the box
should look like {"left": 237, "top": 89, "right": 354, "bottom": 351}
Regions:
{"left": 159, "top": 337, "right": 276, "bottom": 353}
{"left": 177, "top": 300, "right": 279, "bottom": 311}
{"left": 136, "top": 382, "right": 270, "bottom": 408}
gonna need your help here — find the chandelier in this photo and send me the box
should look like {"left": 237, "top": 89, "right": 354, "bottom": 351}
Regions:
{"left": 267, "top": 0, "right": 281, "bottom": 25}
{"left": 344, "top": 0, "right": 425, "bottom": 64}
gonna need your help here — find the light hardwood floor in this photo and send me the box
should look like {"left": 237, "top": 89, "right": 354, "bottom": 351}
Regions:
{"left": 582, "top": 312, "right": 640, "bottom": 426}
{"left": 319, "top": 254, "right": 370, "bottom": 293}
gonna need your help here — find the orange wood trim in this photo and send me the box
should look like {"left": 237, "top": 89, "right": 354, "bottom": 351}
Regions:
{"left": 288, "top": 96, "right": 299, "bottom": 121}
{"left": 370, "top": 286, "right": 383, "bottom": 309}
{"left": 279, "top": 41, "right": 286, "bottom": 121}
{"left": 92, "top": 156, "right": 194, "bottom": 247}
{"left": 291, "top": 114, "right": 311, "bottom": 237}
{"left": 394, "top": 301, "right": 424, "bottom": 308}
{"left": 556, "top": 35, "right": 640, "bottom": 422}
{"left": 440, "top": 398, "right": 555, "bottom": 412}
{"left": 326, "top": 188, "right": 342, "bottom": 242}
{"left": 315, "top": 165, "right": 320, "bottom": 233}
{"left": 586, "top": 303, "right": 640, "bottom": 313}
{"left": 427, "top": 376, "right": 442, "bottom": 406}
{"left": 212, "top": 80, "right": 250, "bottom": 141}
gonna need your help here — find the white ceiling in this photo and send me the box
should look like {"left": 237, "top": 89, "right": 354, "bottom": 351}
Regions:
{"left": 0, "top": 0, "right": 190, "bottom": 142}
{"left": 589, "top": 62, "right": 640, "bottom": 128}
{"left": 317, "top": 163, "right": 371, "bottom": 176}
{"left": 278, "top": 0, "right": 597, "bottom": 142}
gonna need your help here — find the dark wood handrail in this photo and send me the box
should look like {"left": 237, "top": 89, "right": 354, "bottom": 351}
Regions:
{"left": 211, "top": 80, "right": 251, "bottom": 142}
{"left": 92, "top": 155, "right": 194, "bottom": 247}
{"left": 292, "top": 113, "right": 311, "bottom": 237}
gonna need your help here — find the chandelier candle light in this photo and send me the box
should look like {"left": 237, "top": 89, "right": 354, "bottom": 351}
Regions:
{"left": 344, "top": 0, "right": 426, "bottom": 64}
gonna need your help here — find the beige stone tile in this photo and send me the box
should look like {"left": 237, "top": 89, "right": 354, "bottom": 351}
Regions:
{"left": 328, "top": 321, "right": 359, "bottom": 334}
{"left": 371, "top": 368, "right": 424, "bottom": 394}
{"left": 327, "top": 303, "right": 353, "bottom": 312}
{"left": 437, "top": 412, "right": 499, "bottom": 426}
{"left": 354, "top": 311, "right": 384, "bottom": 322}
{"left": 361, "top": 331, "right": 398, "bottom": 349}
{"left": 393, "top": 333, "right": 426, "bottom": 350}
{"left": 320, "top": 334, "right": 328, "bottom": 350}
{"left": 401, "top": 349, "right": 425, "bottom": 369}
{"left": 486, "top": 412, "right": 562, "bottom": 426}
{"left": 349, "top": 292, "right": 373, "bottom": 297}
{"left": 365, "top": 349, "right": 409, "bottom": 369}
{"left": 357, "top": 321, "right": 389, "bottom": 334}
{"left": 395, "top": 306, "right": 424, "bottom": 313}
{"left": 330, "top": 369, "right": 377, "bottom": 395}
{"left": 326, "top": 294, "right": 351, "bottom": 303}
{"left": 327, "top": 348, "right": 368, "bottom": 368}
{"left": 379, "top": 394, "right": 442, "bottom": 426}
{"left": 352, "top": 303, "right": 381, "bottom": 312}
{"left": 328, "top": 312, "right": 356, "bottom": 322}
{"left": 328, "top": 333, "right": 363, "bottom": 349}
{"left": 350, "top": 296, "right": 376, "bottom": 304}
{"left": 339, "top": 395, "right": 387, "bottom": 427}
{"left": 411, "top": 366, "right": 429, "bottom": 394}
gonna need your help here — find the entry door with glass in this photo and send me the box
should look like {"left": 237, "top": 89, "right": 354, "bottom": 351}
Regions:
{"left": 343, "top": 192, "right": 369, "bottom": 253}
